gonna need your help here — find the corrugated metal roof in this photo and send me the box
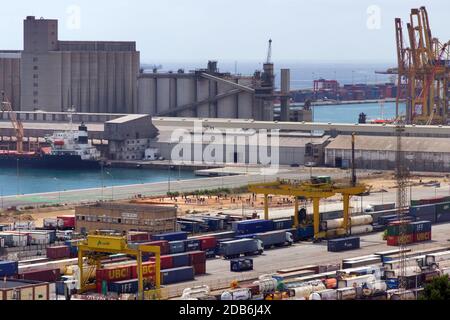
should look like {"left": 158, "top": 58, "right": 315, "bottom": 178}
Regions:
{"left": 154, "top": 128, "right": 329, "bottom": 147}
{"left": 325, "top": 135, "right": 450, "bottom": 153}
{"left": 106, "top": 114, "right": 149, "bottom": 124}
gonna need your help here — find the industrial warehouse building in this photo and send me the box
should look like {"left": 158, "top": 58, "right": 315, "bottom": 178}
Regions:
{"left": 325, "top": 135, "right": 450, "bottom": 172}
{"left": 150, "top": 126, "right": 330, "bottom": 166}
{"left": 75, "top": 202, "right": 178, "bottom": 235}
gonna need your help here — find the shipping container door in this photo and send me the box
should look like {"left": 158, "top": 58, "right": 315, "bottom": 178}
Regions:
{"left": 20, "top": 287, "right": 33, "bottom": 300}
{"left": 34, "top": 285, "right": 47, "bottom": 300}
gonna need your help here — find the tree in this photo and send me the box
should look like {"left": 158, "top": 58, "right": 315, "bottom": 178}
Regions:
{"left": 419, "top": 276, "right": 450, "bottom": 300}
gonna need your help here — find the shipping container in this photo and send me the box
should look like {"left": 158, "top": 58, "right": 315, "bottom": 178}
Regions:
{"left": 327, "top": 237, "right": 360, "bottom": 252}
{"left": 409, "top": 204, "right": 437, "bottom": 223}
{"left": 161, "top": 266, "right": 195, "bottom": 285}
{"left": 296, "top": 225, "right": 314, "bottom": 240}
{"left": 188, "top": 251, "right": 206, "bottom": 265}
{"left": 109, "top": 279, "right": 139, "bottom": 294}
{"left": 19, "top": 268, "right": 60, "bottom": 282}
{"left": 96, "top": 264, "right": 132, "bottom": 282}
{"left": 46, "top": 246, "right": 71, "bottom": 260}
{"left": 386, "top": 234, "right": 414, "bottom": 246}
{"left": 398, "top": 274, "right": 423, "bottom": 290}
{"left": 410, "top": 221, "right": 432, "bottom": 233}
{"left": 169, "top": 241, "right": 185, "bottom": 254}
{"left": 190, "top": 230, "right": 236, "bottom": 240}
{"left": 232, "top": 219, "right": 274, "bottom": 235}
{"left": 170, "top": 253, "right": 190, "bottom": 268}
{"left": 218, "top": 239, "right": 264, "bottom": 259}
{"left": 57, "top": 215, "right": 75, "bottom": 230}
{"left": 131, "top": 261, "right": 156, "bottom": 281}
{"left": 149, "top": 255, "right": 173, "bottom": 270}
{"left": 341, "top": 257, "right": 382, "bottom": 269}
{"left": 413, "top": 231, "right": 432, "bottom": 243}
{"left": 177, "top": 221, "right": 201, "bottom": 233}
{"left": 196, "top": 236, "right": 217, "bottom": 251}
{"left": 127, "top": 231, "right": 150, "bottom": 242}
{"left": 131, "top": 240, "right": 170, "bottom": 255}
{"left": 0, "top": 261, "right": 19, "bottom": 277}
{"left": 337, "top": 274, "right": 376, "bottom": 289}
{"left": 184, "top": 239, "right": 201, "bottom": 252}
{"left": 192, "top": 262, "right": 206, "bottom": 275}
{"left": 272, "top": 218, "right": 293, "bottom": 230}
{"left": 435, "top": 202, "right": 450, "bottom": 223}
{"left": 151, "top": 231, "right": 188, "bottom": 242}
{"left": 386, "top": 222, "right": 414, "bottom": 236}
{"left": 254, "top": 230, "right": 293, "bottom": 248}
{"left": 230, "top": 258, "right": 253, "bottom": 272}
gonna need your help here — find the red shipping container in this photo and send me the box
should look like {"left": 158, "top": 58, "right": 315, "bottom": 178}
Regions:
{"left": 131, "top": 262, "right": 156, "bottom": 281}
{"left": 96, "top": 264, "right": 132, "bottom": 282}
{"left": 413, "top": 231, "right": 432, "bottom": 243}
{"left": 198, "top": 236, "right": 217, "bottom": 251}
{"left": 149, "top": 255, "right": 173, "bottom": 270}
{"left": 46, "top": 245, "right": 70, "bottom": 260}
{"left": 128, "top": 232, "right": 150, "bottom": 242}
{"left": 188, "top": 251, "right": 206, "bottom": 265}
{"left": 57, "top": 215, "right": 75, "bottom": 229}
{"left": 19, "top": 268, "right": 60, "bottom": 282}
{"left": 192, "top": 262, "right": 206, "bottom": 275}
{"left": 139, "top": 240, "right": 170, "bottom": 255}
{"left": 387, "top": 234, "right": 413, "bottom": 246}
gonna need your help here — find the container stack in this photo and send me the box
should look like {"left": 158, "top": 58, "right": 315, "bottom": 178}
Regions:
{"left": 386, "top": 220, "right": 432, "bottom": 246}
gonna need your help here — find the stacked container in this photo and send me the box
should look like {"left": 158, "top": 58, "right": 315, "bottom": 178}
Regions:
{"left": 0, "top": 261, "right": 19, "bottom": 277}
{"left": 184, "top": 239, "right": 200, "bottom": 252}
{"left": 19, "top": 268, "right": 61, "bottom": 282}
{"left": 410, "top": 221, "right": 432, "bottom": 243}
{"left": 151, "top": 231, "right": 188, "bottom": 242}
{"left": 127, "top": 231, "right": 150, "bottom": 242}
{"left": 169, "top": 241, "right": 185, "bottom": 254}
{"left": 409, "top": 204, "right": 436, "bottom": 223}
{"left": 57, "top": 215, "right": 75, "bottom": 230}
{"left": 386, "top": 222, "right": 414, "bottom": 246}
{"left": 161, "top": 266, "right": 195, "bottom": 285}
{"left": 188, "top": 251, "right": 206, "bottom": 275}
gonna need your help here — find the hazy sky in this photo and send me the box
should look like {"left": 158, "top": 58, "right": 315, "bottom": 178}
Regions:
{"left": 1, "top": 0, "right": 448, "bottom": 64}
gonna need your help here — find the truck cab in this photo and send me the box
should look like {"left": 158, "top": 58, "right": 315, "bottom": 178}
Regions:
{"left": 285, "top": 232, "right": 294, "bottom": 246}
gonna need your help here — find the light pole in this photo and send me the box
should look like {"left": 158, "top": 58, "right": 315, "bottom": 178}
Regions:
{"left": 167, "top": 160, "right": 171, "bottom": 194}
{"left": 16, "top": 158, "right": 20, "bottom": 196}
{"left": 105, "top": 171, "right": 114, "bottom": 201}
{"left": 100, "top": 163, "right": 104, "bottom": 201}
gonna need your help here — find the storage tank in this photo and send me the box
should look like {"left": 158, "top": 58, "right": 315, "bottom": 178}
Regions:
{"left": 254, "top": 278, "right": 277, "bottom": 294}
{"left": 309, "top": 289, "right": 337, "bottom": 300}
{"left": 350, "top": 225, "right": 373, "bottom": 235}
{"left": 291, "top": 281, "right": 326, "bottom": 299}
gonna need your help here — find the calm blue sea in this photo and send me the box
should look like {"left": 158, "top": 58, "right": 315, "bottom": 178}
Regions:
{"left": 0, "top": 167, "right": 198, "bottom": 197}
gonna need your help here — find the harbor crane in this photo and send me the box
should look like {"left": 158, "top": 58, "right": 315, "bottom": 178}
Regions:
{"left": 394, "top": 6, "right": 450, "bottom": 124}
{"left": 0, "top": 91, "right": 24, "bottom": 153}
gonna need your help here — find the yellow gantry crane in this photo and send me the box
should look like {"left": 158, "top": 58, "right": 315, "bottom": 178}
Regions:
{"left": 77, "top": 233, "right": 162, "bottom": 300}
{"left": 248, "top": 134, "right": 368, "bottom": 240}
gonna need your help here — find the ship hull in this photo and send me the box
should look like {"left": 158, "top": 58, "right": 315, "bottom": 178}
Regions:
{"left": 0, "top": 154, "right": 101, "bottom": 170}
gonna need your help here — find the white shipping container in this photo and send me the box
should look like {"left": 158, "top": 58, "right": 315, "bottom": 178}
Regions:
{"left": 221, "top": 289, "right": 251, "bottom": 300}
{"left": 384, "top": 266, "right": 422, "bottom": 278}
{"left": 384, "top": 258, "right": 421, "bottom": 270}
{"left": 28, "top": 232, "right": 50, "bottom": 245}
{"left": 350, "top": 225, "right": 374, "bottom": 234}
{"left": 338, "top": 274, "right": 376, "bottom": 288}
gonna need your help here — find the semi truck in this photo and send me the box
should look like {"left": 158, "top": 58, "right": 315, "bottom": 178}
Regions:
{"left": 254, "top": 230, "right": 293, "bottom": 249}
{"left": 218, "top": 239, "right": 264, "bottom": 259}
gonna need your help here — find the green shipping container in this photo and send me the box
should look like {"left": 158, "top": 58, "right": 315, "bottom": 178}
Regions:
{"left": 386, "top": 223, "right": 413, "bottom": 236}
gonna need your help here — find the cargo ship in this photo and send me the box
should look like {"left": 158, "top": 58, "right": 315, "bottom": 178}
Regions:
{"left": 0, "top": 123, "right": 102, "bottom": 169}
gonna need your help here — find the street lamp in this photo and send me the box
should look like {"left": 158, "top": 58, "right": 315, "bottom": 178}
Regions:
{"left": 16, "top": 158, "right": 20, "bottom": 196}
{"left": 105, "top": 171, "right": 114, "bottom": 201}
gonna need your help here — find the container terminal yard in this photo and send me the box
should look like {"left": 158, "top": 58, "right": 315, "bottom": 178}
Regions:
{"left": 0, "top": 2, "right": 450, "bottom": 305}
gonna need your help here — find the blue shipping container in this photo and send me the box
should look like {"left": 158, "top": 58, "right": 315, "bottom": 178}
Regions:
{"left": 385, "top": 279, "right": 399, "bottom": 290}
{"left": 327, "top": 237, "right": 360, "bottom": 252}
{"left": 436, "top": 202, "right": 450, "bottom": 223}
{"left": 177, "top": 221, "right": 201, "bottom": 233}
{"left": 109, "top": 279, "right": 139, "bottom": 294}
{"left": 410, "top": 221, "right": 432, "bottom": 233}
{"left": 0, "top": 260, "right": 18, "bottom": 277}
{"left": 409, "top": 204, "right": 437, "bottom": 223}
{"left": 297, "top": 225, "right": 314, "bottom": 240}
{"left": 151, "top": 232, "right": 188, "bottom": 242}
{"left": 184, "top": 239, "right": 200, "bottom": 252}
{"left": 235, "top": 234, "right": 256, "bottom": 240}
{"left": 169, "top": 241, "right": 185, "bottom": 254}
{"left": 232, "top": 219, "right": 274, "bottom": 235}
{"left": 55, "top": 281, "right": 66, "bottom": 295}
{"left": 161, "top": 266, "right": 195, "bottom": 285}
{"left": 272, "top": 218, "right": 293, "bottom": 230}
{"left": 170, "top": 253, "right": 190, "bottom": 268}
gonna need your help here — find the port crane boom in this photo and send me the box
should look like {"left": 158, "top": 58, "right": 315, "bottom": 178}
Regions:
{"left": 0, "top": 91, "right": 24, "bottom": 153}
